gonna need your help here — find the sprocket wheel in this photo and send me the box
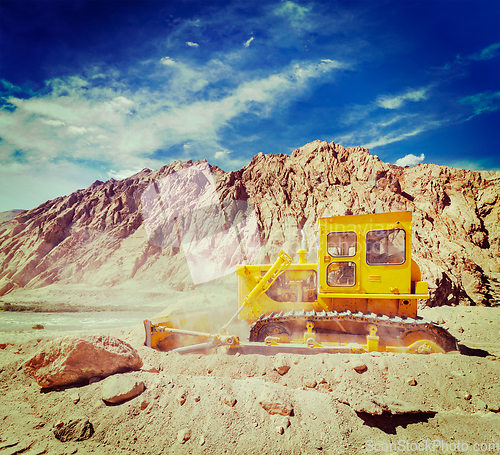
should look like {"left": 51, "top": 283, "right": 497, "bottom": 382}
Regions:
{"left": 253, "top": 322, "right": 292, "bottom": 342}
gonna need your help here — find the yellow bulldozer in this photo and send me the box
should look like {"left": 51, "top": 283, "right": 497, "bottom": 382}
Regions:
{"left": 144, "top": 211, "right": 458, "bottom": 354}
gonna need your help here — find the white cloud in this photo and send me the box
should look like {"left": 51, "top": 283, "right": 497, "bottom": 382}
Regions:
{"left": 160, "top": 56, "right": 176, "bottom": 66}
{"left": 9, "top": 97, "right": 81, "bottom": 122}
{"left": 336, "top": 113, "right": 446, "bottom": 150}
{"left": 186, "top": 41, "right": 199, "bottom": 47}
{"left": 67, "top": 126, "right": 88, "bottom": 135}
{"left": 341, "top": 87, "right": 431, "bottom": 126}
{"left": 274, "top": 1, "right": 311, "bottom": 30}
{"left": 107, "top": 168, "right": 143, "bottom": 180}
{"left": 244, "top": 37, "right": 254, "bottom": 48}
{"left": 214, "top": 150, "right": 228, "bottom": 159}
{"left": 41, "top": 119, "right": 65, "bottom": 127}
{"left": 0, "top": 57, "right": 346, "bottom": 181}
{"left": 363, "top": 127, "right": 425, "bottom": 149}
{"left": 377, "top": 88, "right": 429, "bottom": 110}
{"left": 395, "top": 153, "right": 425, "bottom": 167}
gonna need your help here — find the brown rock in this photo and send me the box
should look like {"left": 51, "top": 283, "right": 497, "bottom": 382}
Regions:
{"left": 259, "top": 389, "right": 293, "bottom": 416}
{"left": 101, "top": 375, "right": 146, "bottom": 404}
{"left": 177, "top": 390, "right": 187, "bottom": 406}
{"left": 142, "top": 364, "right": 159, "bottom": 373}
{"left": 407, "top": 377, "right": 417, "bottom": 386}
{"left": 24, "top": 335, "right": 142, "bottom": 388}
{"left": 274, "top": 354, "right": 291, "bottom": 375}
{"left": 352, "top": 361, "right": 367, "bottom": 373}
{"left": 223, "top": 394, "right": 236, "bottom": 407}
{"left": 177, "top": 429, "right": 191, "bottom": 444}
{"left": 304, "top": 379, "right": 317, "bottom": 388}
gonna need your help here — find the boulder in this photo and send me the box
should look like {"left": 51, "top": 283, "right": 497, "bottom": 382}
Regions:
{"left": 101, "top": 374, "right": 145, "bottom": 404}
{"left": 24, "top": 335, "right": 143, "bottom": 388}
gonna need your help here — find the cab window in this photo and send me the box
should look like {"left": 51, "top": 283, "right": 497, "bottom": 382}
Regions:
{"left": 327, "top": 261, "right": 356, "bottom": 287}
{"left": 327, "top": 231, "right": 357, "bottom": 257}
{"left": 366, "top": 229, "right": 406, "bottom": 265}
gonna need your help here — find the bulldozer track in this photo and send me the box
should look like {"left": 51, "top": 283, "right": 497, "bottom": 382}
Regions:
{"left": 249, "top": 310, "right": 459, "bottom": 352}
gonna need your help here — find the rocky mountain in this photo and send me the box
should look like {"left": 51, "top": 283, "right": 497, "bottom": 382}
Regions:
{"left": 0, "top": 140, "right": 499, "bottom": 307}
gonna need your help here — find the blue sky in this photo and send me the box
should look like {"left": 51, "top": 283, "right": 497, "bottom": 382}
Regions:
{"left": 0, "top": 0, "right": 499, "bottom": 211}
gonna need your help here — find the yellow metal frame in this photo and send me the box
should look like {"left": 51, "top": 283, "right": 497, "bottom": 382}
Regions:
{"left": 236, "top": 211, "right": 428, "bottom": 323}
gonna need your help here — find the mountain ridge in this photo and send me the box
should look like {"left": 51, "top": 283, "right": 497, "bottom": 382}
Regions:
{"left": 1, "top": 140, "right": 499, "bottom": 307}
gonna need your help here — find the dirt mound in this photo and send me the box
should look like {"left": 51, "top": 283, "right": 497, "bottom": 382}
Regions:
{"left": 1, "top": 306, "right": 499, "bottom": 454}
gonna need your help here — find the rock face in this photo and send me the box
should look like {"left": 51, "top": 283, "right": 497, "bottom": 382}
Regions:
{"left": 0, "top": 141, "right": 499, "bottom": 306}
{"left": 24, "top": 335, "right": 143, "bottom": 388}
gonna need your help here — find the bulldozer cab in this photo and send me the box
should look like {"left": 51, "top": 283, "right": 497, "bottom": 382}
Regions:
{"left": 317, "top": 211, "right": 412, "bottom": 296}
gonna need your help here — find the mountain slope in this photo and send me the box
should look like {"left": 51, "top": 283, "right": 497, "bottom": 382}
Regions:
{"left": 0, "top": 141, "right": 498, "bottom": 307}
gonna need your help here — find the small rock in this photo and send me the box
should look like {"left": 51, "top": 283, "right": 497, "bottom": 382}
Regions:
{"left": 352, "top": 362, "right": 367, "bottom": 373}
{"left": 70, "top": 392, "right": 80, "bottom": 404}
{"left": 235, "top": 352, "right": 241, "bottom": 357}
{"left": 199, "top": 435, "right": 205, "bottom": 446}
{"left": 407, "top": 377, "right": 417, "bottom": 386}
{"left": 194, "top": 395, "right": 201, "bottom": 402}
{"left": 276, "top": 425, "right": 284, "bottom": 435}
{"left": 101, "top": 375, "right": 146, "bottom": 405}
{"left": 141, "top": 364, "right": 159, "bottom": 373}
{"left": 177, "top": 391, "right": 187, "bottom": 406}
{"left": 274, "top": 354, "right": 291, "bottom": 375}
{"left": 140, "top": 401, "right": 149, "bottom": 410}
{"left": 304, "top": 379, "right": 317, "bottom": 388}
{"left": 223, "top": 394, "right": 236, "bottom": 407}
{"left": 53, "top": 419, "right": 94, "bottom": 442}
{"left": 464, "top": 393, "right": 472, "bottom": 400}
{"left": 457, "top": 327, "right": 464, "bottom": 333}
{"left": 259, "top": 390, "right": 293, "bottom": 416}
{"left": 177, "top": 428, "right": 191, "bottom": 444}
{"left": 272, "top": 415, "right": 290, "bottom": 429}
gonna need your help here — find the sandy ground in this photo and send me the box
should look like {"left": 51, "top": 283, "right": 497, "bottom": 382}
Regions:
{"left": 0, "top": 301, "right": 499, "bottom": 454}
